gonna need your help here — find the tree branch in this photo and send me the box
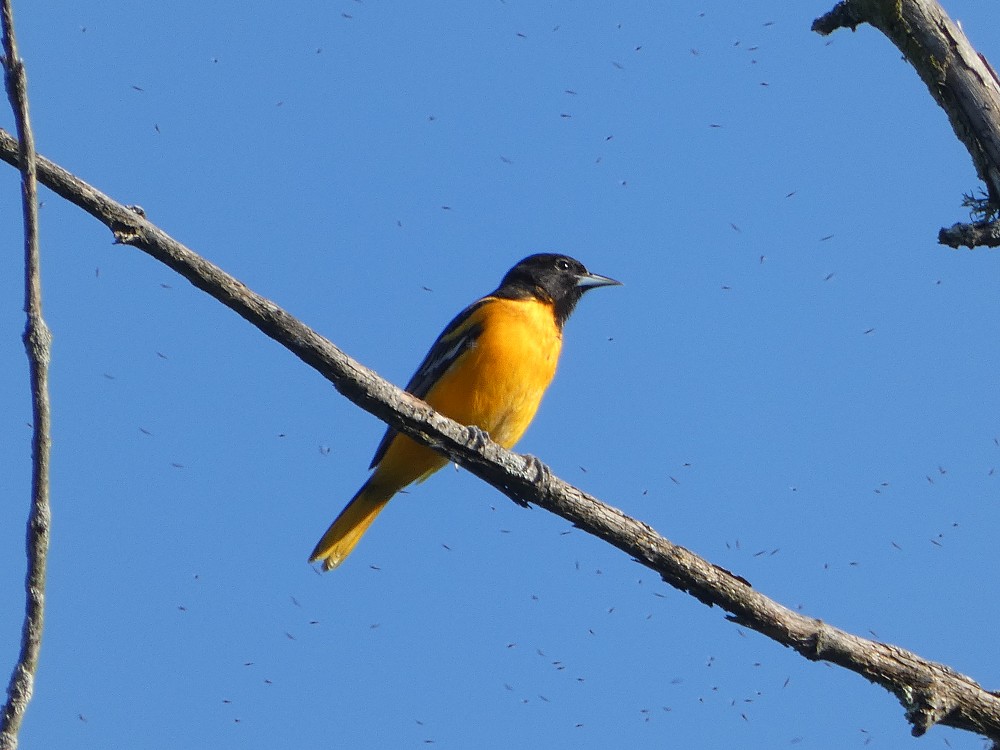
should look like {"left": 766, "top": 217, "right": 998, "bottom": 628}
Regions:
{"left": 2, "top": 130, "right": 1000, "bottom": 743}
{"left": 939, "top": 218, "right": 1000, "bottom": 248}
{"left": 0, "top": 3, "right": 52, "bottom": 750}
{"left": 813, "top": 0, "right": 1000, "bottom": 249}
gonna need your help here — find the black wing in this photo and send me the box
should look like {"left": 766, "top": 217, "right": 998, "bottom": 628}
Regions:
{"left": 368, "top": 298, "right": 488, "bottom": 469}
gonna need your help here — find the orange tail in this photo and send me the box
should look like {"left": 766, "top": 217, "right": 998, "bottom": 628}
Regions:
{"left": 309, "top": 482, "right": 392, "bottom": 570}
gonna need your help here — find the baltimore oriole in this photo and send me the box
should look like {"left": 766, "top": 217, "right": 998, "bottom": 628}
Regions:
{"left": 309, "top": 253, "right": 620, "bottom": 570}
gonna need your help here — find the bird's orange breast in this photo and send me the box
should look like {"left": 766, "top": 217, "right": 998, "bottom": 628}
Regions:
{"left": 367, "top": 296, "right": 562, "bottom": 494}
{"left": 427, "top": 296, "right": 562, "bottom": 448}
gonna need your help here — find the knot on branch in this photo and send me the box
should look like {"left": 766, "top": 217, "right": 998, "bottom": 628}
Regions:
{"left": 111, "top": 204, "right": 147, "bottom": 245}
{"left": 805, "top": 621, "right": 835, "bottom": 661}
{"left": 901, "top": 681, "right": 959, "bottom": 737}
{"left": 21, "top": 313, "right": 52, "bottom": 364}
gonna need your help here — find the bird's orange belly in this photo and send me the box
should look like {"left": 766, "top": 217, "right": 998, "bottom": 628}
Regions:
{"left": 371, "top": 298, "right": 562, "bottom": 491}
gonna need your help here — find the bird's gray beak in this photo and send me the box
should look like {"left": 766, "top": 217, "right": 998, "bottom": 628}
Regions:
{"left": 576, "top": 271, "right": 622, "bottom": 289}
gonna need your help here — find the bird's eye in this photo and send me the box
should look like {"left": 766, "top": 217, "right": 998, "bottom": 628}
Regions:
{"left": 556, "top": 259, "right": 571, "bottom": 271}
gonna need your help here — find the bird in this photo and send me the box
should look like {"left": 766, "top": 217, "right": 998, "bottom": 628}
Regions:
{"left": 309, "top": 253, "right": 621, "bottom": 570}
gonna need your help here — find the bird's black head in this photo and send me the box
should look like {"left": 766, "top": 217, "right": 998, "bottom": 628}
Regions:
{"left": 495, "top": 253, "right": 621, "bottom": 326}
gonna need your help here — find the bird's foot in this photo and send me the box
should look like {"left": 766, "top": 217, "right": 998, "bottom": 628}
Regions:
{"left": 465, "top": 424, "right": 492, "bottom": 451}
{"left": 522, "top": 454, "right": 550, "bottom": 485}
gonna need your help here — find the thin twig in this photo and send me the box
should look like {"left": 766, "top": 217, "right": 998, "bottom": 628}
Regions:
{"left": 0, "top": 3, "right": 52, "bottom": 750}
{"left": 0, "top": 128, "right": 999, "bottom": 742}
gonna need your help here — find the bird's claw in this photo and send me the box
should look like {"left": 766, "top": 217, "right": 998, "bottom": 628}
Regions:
{"left": 522, "top": 454, "right": 550, "bottom": 485}
{"left": 465, "top": 425, "right": 492, "bottom": 451}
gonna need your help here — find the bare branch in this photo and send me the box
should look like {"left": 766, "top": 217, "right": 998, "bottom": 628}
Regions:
{"left": 814, "top": 0, "right": 1000, "bottom": 248}
{"left": 0, "top": 3, "right": 52, "bottom": 749}
{"left": 1, "top": 129, "right": 999, "bottom": 742}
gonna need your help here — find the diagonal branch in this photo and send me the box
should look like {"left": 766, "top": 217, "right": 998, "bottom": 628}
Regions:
{"left": 1, "top": 129, "right": 1000, "bottom": 743}
{"left": 0, "top": 3, "right": 52, "bottom": 749}
{"left": 813, "top": 0, "right": 1000, "bottom": 249}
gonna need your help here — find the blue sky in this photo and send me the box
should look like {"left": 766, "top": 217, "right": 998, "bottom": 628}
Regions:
{"left": 2, "top": 2, "right": 999, "bottom": 748}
